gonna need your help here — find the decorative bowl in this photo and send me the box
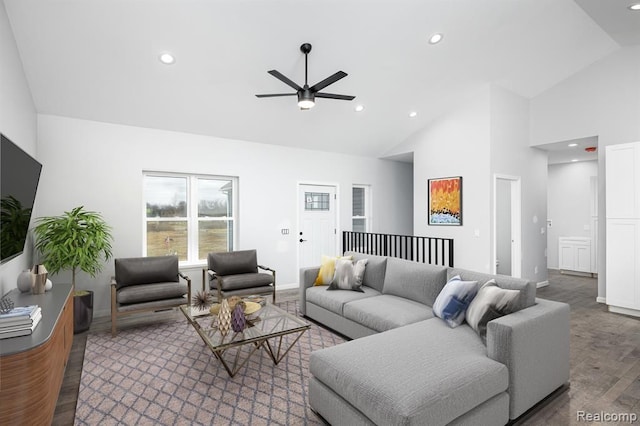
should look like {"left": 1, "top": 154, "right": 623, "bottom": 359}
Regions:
{"left": 210, "top": 301, "right": 261, "bottom": 316}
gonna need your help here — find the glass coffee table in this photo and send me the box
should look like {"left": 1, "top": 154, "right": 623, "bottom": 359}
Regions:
{"left": 180, "top": 301, "right": 310, "bottom": 377}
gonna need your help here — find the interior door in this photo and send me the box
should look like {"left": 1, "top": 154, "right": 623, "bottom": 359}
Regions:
{"left": 298, "top": 184, "right": 337, "bottom": 268}
{"left": 496, "top": 178, "right": 512, "bottom": 275}
{"left": 494, "top": 175, "right": 521, "bottom": 277}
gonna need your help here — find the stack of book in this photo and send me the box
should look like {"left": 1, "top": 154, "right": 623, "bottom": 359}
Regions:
{"left": 0, "top": 305, "right": 42, "bottom": 339}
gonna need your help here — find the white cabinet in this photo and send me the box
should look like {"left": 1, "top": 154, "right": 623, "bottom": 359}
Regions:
{"left": 606, "top": 219, "right": 640, "bottom": 310}
{"left": 606, "top": 143, "right": 640, "bottom": 219}
{"left": 558, "top": 237, "right": 591, "bottom": 273}
{"left": 606, "top": 142, "right": 640, "bottom": 316}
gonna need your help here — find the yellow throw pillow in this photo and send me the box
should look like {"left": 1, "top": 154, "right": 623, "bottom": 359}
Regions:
{"left": 314, "top": 255, "right": 353, "bottom": 285}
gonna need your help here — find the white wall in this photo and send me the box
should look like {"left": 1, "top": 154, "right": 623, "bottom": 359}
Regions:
{"left": 419, "top": 90, "right": 494, "bottom": 272}
{"left": 490, "top": 86, "right": 548, "bottom": 283}
{"left": 36, "top": 115, "right": 413, "bottom": 316}
{"left": 531, "top": 46, "right": 640, "bottom": 298}
{"left": 387, "top": 87, "right": 493, "bottom": 272}
{"left": 0, "top": 2, "right": 38, "bottom": 297}
{"left": 547, "top": 161, "right": 598, "bottom": 269}
{"left": 385, "top": 86, "right": 548, "bottom": 283}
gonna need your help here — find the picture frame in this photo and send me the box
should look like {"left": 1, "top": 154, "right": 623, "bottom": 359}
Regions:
{"left": 428, "top": 176, "right": 462, "bottom": 226}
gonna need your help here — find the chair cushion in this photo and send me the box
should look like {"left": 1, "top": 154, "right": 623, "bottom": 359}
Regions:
{"left": 117, "top": 281, "right": 187, "bottom": 304}
{"left": 115, "top": 256, "right": 179, "bottom": 289}
{"left": 216, "top": 272, "right": 273, "bottom": 291}
{"left": 342, "top": 294, "right": 434, "bottom": 332}
{"left": 209, "top": 250, "right": 258, "bottom": 276}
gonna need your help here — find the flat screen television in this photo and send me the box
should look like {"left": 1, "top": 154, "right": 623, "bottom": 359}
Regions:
{"left": 1, "top": 133, "right": 42, "bottom": 264}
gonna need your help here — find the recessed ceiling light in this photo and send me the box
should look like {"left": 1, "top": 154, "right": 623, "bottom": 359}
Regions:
{"left": 159, "top": 53, "right": 175, "bottom": 65}
{"left": 571, "top": 159, "right": 579, "bottom": 162}
{"left": 355, "top": 105, "right": 365, "bottom": 112}
{"left": 428, "top": 33, "right": 443, "bottom": 44}
{"left": 568, "top": 143, "right": 578, "bottom": 147}
{"left": 629, "top": 3, "right": 640, "bottom": 10}
{"left": 408, "top": 111, "right": 418, "bottom": 118}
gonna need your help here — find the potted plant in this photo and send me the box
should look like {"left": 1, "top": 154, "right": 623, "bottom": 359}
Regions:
{"left": 33, "top": 206, "right": 113, "bottom": 332}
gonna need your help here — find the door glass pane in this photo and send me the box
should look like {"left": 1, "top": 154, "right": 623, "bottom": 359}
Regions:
{"left": 305, "top": 192, "right": 330, "bottom": 211}
{"left": 146, "top": 221, "right": 188, "bottom": 260}
{"left": 353, "top": 218, "right": 366, "bottom": 232}
{"left": 353, "top": 187, "right": 365, "bottom": 216}
{"left": 199, "top": 220, "right": 233, "bottom": 259}
{"left": 145, "top": 176, "right": 187, "bottom": 217}
{"left": 198, "top": 178, "right": 233, "bottom": 217}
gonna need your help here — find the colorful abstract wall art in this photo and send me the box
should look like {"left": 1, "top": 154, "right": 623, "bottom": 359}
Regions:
{"left": 428, "top": 177, "right": 462, "bottom": 225}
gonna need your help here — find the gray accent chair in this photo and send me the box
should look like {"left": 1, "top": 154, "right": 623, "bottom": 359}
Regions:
{"left": 202, "top": 249, "right": 276, "bottom": 303}
{"left": 111, "top": 255, "right": 191, "bottom": 336}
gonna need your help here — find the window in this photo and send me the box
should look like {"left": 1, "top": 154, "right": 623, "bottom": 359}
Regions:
{"left": 143, "top": 173, "right": 237, "bottom": 263}
{"left": 305, "top": 192, "right": 330, "bottom": 211}
{"left": 352, "top": 185, "right": 371, "bottom": 232}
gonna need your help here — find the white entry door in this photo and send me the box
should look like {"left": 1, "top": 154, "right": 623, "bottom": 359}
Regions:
{"left": 298, "top": 184, "right": 337, "bottom": 268}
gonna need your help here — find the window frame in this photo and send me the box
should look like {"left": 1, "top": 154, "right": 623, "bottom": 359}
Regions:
{"left": 142, "top": 171, "right": 238, "bottom": 266}
{"left": 352, "top": 184, "right": 372, "bottom": 232}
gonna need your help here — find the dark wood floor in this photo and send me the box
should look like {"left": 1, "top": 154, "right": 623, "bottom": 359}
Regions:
{"left": 53, "top": 273, "right": 640, "bottom": 425}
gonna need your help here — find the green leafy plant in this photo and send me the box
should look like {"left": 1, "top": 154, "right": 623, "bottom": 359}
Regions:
{"left": 1, "top": 195, "right": 32, "bottom": 258}
{"left": 34, "top": 206, "right": 113, "bottom": 289}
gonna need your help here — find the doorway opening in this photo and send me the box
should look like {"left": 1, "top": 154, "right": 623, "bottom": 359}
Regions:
{"left": 493, "top": 175, "right": 522, "bottom": 277}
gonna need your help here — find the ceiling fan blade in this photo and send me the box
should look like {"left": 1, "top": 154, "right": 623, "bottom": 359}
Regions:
{"left": 255, "top": 93, "right": 297, "bottom": 98}
{"left": 310, "top": 71, "right": 348, "bottom": 92}
{"left": 267, "top": 70, "right": 302, "bottom": 91}
{"left": 315, "top": 92, "right": 355, "bottom": 101}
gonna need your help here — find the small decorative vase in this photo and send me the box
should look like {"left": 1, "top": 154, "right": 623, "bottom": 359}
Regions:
{"left": 217, "top": 299, "right": 231, "bottom": 337}
{"left": 45, "top": 279, "right": 53, "bottom": 292}
{"left": 231, "top": 303, "right": 246, "bottom": 332}
{"left": 31, "top": 264, "right": 48, "bottom": 295}
{"left": 17, "top": 269, "right": 33, "bottom": 293}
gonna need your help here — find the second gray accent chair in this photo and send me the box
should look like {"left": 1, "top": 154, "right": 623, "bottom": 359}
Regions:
{"left": 203, "top": 249, "right": 276, "bottom": 302}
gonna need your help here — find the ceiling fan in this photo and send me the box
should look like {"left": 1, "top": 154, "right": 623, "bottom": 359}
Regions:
{"left": 255, "top": 43, "right": 355, "bottom": 110}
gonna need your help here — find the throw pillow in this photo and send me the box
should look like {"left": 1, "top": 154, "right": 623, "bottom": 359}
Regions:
{"left": 466, "top": 279, "right": 520, "bottom": 342}
{"left": 327, "top": 259, "right": 368, "bottom": 292}
{"left": 432, "top": 275, "right": 478, "bottom": 328}
{"left": 314, "top": 255, "right": 353, "bottom": 285}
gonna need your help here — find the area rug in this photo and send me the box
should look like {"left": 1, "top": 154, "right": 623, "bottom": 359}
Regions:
{"left": 74, "top": 301, "right": 345, "bottom": 425}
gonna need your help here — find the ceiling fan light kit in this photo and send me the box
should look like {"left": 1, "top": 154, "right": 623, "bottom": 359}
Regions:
{"left": 256, "top": 43, "right": 355, "bottom": 110}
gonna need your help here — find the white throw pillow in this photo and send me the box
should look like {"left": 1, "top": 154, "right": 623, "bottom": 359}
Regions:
{"left": 328, "top": 259, "right": 368, "bottom": 292}
{"left": 465, "top": 279, "right": 520, "bottom": 342}
{"left": 432, "top": 275, "right": 478, "bottom": 328}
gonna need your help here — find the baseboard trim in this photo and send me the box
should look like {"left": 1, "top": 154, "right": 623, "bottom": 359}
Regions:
{"left": 609, "top": 305, "right": 640, "bottom": 318}
{"left": 536, "top": 281, "right": 549, "bottom": 289}
{"left": 277, "top": 282, "right": 298, "bottom": 291}
{"left": 596, "top": 297, "right": 606, "bottom": 304}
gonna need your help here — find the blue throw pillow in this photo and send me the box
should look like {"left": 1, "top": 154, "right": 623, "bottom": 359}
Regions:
{"left": 432, "top": 275, "right": 478, "bottom": 328}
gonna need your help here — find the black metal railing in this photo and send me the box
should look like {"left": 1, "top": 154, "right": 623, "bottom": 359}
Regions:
{"left": 342, "top": 231, "right": 454, "bottom": 267}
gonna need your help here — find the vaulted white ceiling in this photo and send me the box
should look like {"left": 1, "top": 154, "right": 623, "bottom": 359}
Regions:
{"left": 4, "top": 0, "right": 633, "bottom": 157}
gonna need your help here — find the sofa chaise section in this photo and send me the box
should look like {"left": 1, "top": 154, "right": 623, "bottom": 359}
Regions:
{"left": 310, "top": 319, "right": 510, "bottom": 425}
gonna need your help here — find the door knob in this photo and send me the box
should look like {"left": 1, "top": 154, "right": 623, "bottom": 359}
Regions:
{"left": 299, "top": 238, "right": 307, "bottom": 243}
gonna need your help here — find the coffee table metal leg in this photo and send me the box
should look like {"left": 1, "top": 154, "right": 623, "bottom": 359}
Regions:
{"left": 264, "top": 329, "right": 308, "bottom": 364}
{"left": 214, "top": 340, "right": 265, "bottom": 377}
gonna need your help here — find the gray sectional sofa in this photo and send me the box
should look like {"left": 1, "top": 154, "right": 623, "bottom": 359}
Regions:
{"left": 299, "top": 251, "right": 570, "bottom": 425}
